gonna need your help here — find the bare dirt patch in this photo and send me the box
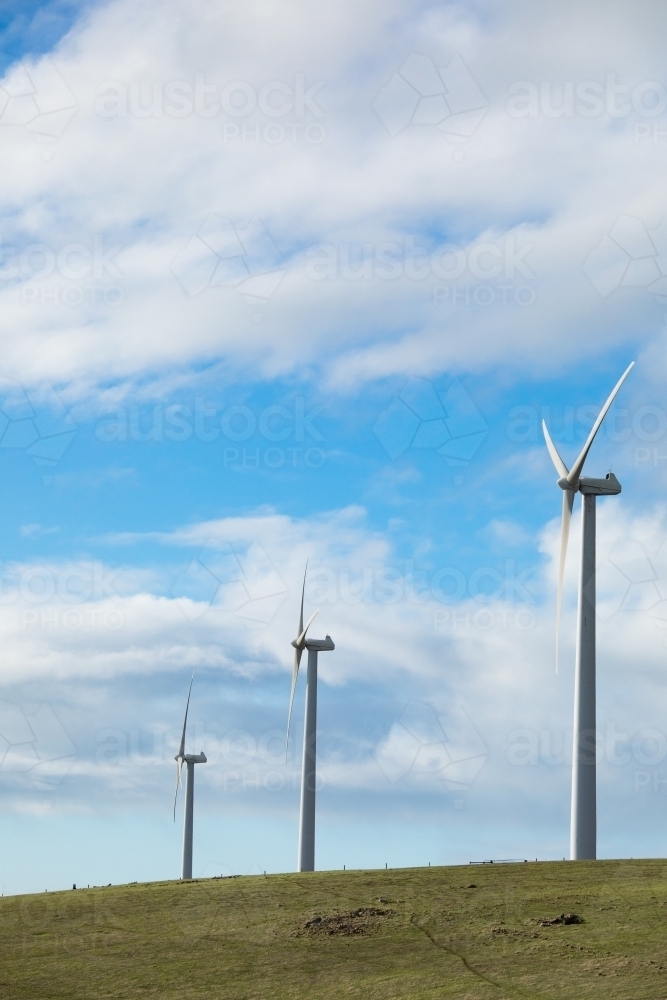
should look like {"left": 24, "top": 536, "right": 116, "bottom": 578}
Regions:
{"left": 298, "top": 907, "right": 395, "bottom": 937}
{"left": 538, "top": 912, "right": 583, "bottom": 926}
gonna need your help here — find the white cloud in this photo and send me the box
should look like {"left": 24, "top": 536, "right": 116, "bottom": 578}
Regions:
{"left": 0, "top": 494, "right": 664, "bottom": 869}
{"left": 19, "top": 523, "right": 59, "bottom": 538}
{"left": 1, "top": 499, "right": 666, "bottom": 762}
{"left": 0, "top": 1, "right": 665, "bottom": 394}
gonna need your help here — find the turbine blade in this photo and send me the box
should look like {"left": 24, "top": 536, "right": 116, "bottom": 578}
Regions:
{"left": 286, "top": 646, "right": 304, "bottom": 756}
{"left": 298, "top": 561, "right": 307, "bottom": 638}
{"left": 286, "top": 562, "right": 310, "bottom": 756}
{"left": 542, "top": 420, "right": 569, "bottom": 479}
{"left": 296, "top": 609, "right": 319, "bottom": 647}
{"left": 178, "top": 671, "right": 195, "bottom": 759}
{"left": 555, "top": 489, "right": 575, "bottom": 671}
{"left": 566, "top": 362, "right": 634, "bottom": 486}
{"left": 173, "top": 758, "right": 183, "bottom": 822}
{"left": 173, "top": 671, "right": 194, "bottom": 818}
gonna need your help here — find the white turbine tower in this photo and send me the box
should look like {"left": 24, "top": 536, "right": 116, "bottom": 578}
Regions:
{"left": 542, "top": 362, "right": 634, "bottom": 861}
{"left": 286, "top": 563, "right": 335, "bottom": 872}
{"left": 173, "top": 672, "right": 207, "bottom": 879}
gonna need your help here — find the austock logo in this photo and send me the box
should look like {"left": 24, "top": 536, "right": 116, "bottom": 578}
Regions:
{"left": 0, "top": 57, "right": 76, "bottom": 158}
{"left": 171, "top": 215, "right": 286, "bottom": 317}
{"left": 375, "top": 700, "right": 488, "bottom": 798}
{"left": 0, "top": 378, "right": 76, "bottom": 480}
{"left": 373, "top": 52, "right": 487, "bottom": 156}
{"left": 171, "top": 540, "right": 287, "bottom": 625}
{"left": 597, "top": 536, "right": 667, "bottom": 632}
{"left": 373, "top": 376, "right": 488, "bottom": 484}
{"left": 583, "top": 213, "right": 667, "bottom": 305}
{"left": 0, "top": 701, "right": 76, "bottom": 792}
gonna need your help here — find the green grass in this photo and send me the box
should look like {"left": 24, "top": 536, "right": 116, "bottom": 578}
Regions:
{"left": 1, "top": 859, "right": 667, "bottom": 999}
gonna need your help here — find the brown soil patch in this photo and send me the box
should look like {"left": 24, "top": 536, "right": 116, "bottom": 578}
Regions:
{"left": 538, "top": 912, "right": 583, "bottom": 926}
{"left": 298, "top": 907, "right": 395, "bottom": 937}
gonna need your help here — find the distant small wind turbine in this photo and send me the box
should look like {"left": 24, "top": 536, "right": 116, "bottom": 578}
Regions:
{"left": 173, "top": 672, "right": 207, "bottom": 879}
{"left": 286, "top": 563, "right": 334, "bottom": 872}
{"left": 542, "top": 362, "right": 633, "bottom": 860}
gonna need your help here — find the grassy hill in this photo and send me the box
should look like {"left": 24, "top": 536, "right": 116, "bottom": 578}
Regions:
{"left": 1, "top": 859, "right": 666, "bottom": 999}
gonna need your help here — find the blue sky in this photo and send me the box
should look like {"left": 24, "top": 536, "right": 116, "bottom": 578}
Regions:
{"left": 0, "top": 0, "right": 83, "bottom": 73}
{"left": 1, "top": 0, "right": 667, "bottom": 895}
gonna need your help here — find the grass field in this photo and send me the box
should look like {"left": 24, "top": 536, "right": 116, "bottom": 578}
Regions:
{"left": 1, "top": 859, "right": 666, "bottom": 999}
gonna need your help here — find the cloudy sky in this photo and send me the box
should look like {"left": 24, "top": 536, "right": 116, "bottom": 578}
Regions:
{"left": 1, "top": 0, "right": 667, "bottom": 894}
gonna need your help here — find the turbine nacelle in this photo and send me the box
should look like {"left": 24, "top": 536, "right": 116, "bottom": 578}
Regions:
{"left": 557, "top": 472, "right": 621, "bottom": 495}
{"left": 579, "top": 472, "right": 621, "bottom": 496}
{"left": 174, "top": 752, "right": 207, "bottom": 764}
{"left": 304, "top": 635, "right": 335, "bottom": 652}
{"left": 291, "top": 634, "right": 334, "bottom": 651}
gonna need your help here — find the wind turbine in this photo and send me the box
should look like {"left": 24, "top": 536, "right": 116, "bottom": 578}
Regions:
{"left": 542, "top": 361, "right": 634, "bottom": 861}
{"left": 286, "top": 563, "right": 335, "bottom": 872}
{"left": 173, "top": 672, "right": 207, "bottom": 879}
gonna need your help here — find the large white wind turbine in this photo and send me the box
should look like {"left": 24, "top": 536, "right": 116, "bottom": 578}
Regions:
{"left": 543, "top": 362, "right": 634, "bottom": 861}
{"left": 173, "top": 672, "right": 207, "bottom": 879}
{"left": 286, "top": 563, "right": 334, "bottom": 872}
